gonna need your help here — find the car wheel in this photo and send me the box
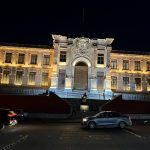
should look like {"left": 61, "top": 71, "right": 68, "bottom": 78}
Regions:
{"left": 88, "top": 122, "right": 96, "bottom": 129}
{"left": 119, "top": 121, "right": 126, "bottom": 129}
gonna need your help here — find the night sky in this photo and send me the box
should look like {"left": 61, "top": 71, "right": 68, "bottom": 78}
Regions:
{"left": 0, "top": 0, "right": 150, "bottom": 51}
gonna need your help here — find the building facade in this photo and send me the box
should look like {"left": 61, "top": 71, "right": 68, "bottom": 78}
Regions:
{"left": 110, "top": 51, "right": 150, "bottom": 92}
{"left": 0, "top": 44, "right": 54, "bottom": 88}
{"left": 0, "top": 35, "right": 150, "bottom": 100}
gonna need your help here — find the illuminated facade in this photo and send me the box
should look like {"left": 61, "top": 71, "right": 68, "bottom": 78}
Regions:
{"left": 0, "top": 44, "right": 54, "bottom": 88}
{"left": 0, "top": 35, "right": 150, "bottom": 100}
{"left": 110, "top": 51, "right": 150, "bottom": 92}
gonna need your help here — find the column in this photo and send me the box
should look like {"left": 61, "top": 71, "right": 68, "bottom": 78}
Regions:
{"left": 105, "top": 70, "right": 113, "bottom": 100}
{"left": 65, "top": 76, "right": 72, "bottom": 92}
{"left": 142, "top": 74, "right": 147, "bottom": 91}
{"left": 0, "top": 67, "right": 2, "bottom": 82}
{"left": 22, "top": 68, "right": 28, "bottom": 86}
{"left": 9, "top": 67, "right": 15, "bottom": 85}
{"left": 49, "top": 64, "right": 58, "bottom": 92}
{"left": 90, "top": 76, "right": 98, "bottom": 93}
{"left": 36, "top": 69, "right": 42, "bottom": 86}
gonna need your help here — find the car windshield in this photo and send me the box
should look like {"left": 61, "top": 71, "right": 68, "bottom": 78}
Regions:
{"left": 94, "top": 112, "right": 101, "bottom": 117}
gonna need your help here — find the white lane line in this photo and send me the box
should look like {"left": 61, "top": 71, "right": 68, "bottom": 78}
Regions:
{"left": 123, "top": 129, "right": 142, "bottom": 138}
{"left": 0, "top": 134, "right": 29, "bottom": 150}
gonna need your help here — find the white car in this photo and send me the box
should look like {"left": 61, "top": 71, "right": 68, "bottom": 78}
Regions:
{"left": 81, "top": 111, "right": 132, "bottom": 129}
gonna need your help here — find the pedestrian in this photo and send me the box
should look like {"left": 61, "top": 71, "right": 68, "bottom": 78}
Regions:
{"left": 82, "top": 93, "right": 87, "bottom": 103}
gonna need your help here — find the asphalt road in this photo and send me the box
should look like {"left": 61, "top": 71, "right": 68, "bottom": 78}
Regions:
{"left": 0, "top": 121, "right": 150, "bottom": 150}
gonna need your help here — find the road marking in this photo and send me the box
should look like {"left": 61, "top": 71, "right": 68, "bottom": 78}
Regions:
{"left": 0, "top": 134, "right": 28, "bottom": 150}
{"left": 123, "top": 129, "right": 142, "bottom": 138}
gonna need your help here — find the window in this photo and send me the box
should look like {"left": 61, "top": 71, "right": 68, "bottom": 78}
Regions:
{"left": 43, "top": 55, "right": 50, "bottom": 65}
{"left": 97, "top": 54, "right": 104, "bottom": 64}
{"left": 42, "top": 73, "right": 48, "bottom": 86}
{"left": 5, "top": 53, "right": 12, "bottom": 63}
{"left": 30, "top": 54, "right": 37, "bottom": 64}
{"left": 135, "top": 61, "right": 141, "bottom": 71}
{"left": 18, "top": 54, "right": 25, "bottom": 64}
{"left": 60, "top": 51, "right": 66, "bottom": 62}
{"left": 15, "top": 71, "right": 23, "bottom": 85}
{"left": 123, "top": 77, "right": 129, "bottom": 91}
{"left": 1, "top": 70, "right": 10, "bottom": 84}
{"left": 109, "top": 112, "right": 121, "bottom": 117}
{"left": 147, "top": 78, "right": 150, "bottom": 91}
{"left": 147, "top": 62, "right": 150, "bottom": 71}
{"left": 135, "top": 78, "right": 141, "bottom": 91}
{"left": 123, "top": 60, "right": 129, "bottom": 70}
{"left": 28, "top": 72, "right": 36, "bottom": 85}
{"left": 111, "top": 60, "right": 117, "bottom": 69}
{"left": 111, "top": 76, "right": 117, "bottom": 90}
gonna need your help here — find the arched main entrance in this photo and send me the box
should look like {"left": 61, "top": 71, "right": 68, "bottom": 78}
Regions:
{"left": 74, "top": 62, "right": 88, "bottom": 90}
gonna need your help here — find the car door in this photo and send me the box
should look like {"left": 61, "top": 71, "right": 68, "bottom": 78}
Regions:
{"left": 107, "top": 112, "right": 121, "bottom": 127}
{"left": 106, "top": 112, "right": 117, "bottom": 126}
{"left": 96, "top": 112, "right": 110, "bottom": 127}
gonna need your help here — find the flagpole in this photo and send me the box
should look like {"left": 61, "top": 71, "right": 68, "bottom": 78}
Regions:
{"left": 82, "top": 7, "right": 85, "bottom": 35}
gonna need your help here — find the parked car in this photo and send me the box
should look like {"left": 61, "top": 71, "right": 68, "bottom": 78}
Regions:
{"left": 81, "top": 111, "right": 132, "bottom": 129}
{"left": 0, "top": 110, "right": 18, "bottom": 129}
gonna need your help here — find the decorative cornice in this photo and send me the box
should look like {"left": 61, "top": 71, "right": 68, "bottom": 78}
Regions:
{"left": 52, "top": 34, "right": 114, "bottom": 46}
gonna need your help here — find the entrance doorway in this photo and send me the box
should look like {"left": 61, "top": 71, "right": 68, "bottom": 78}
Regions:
{"left": 74, "top": 62, "right": 88, "bottom": 90}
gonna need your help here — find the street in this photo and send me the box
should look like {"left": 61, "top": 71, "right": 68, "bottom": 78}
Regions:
{"left": 0, "top": 121, "right": 150, "bottom": 150}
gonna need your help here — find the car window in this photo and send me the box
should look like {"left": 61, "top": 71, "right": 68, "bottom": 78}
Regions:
{"left": 99, "top": 112, "right": 107, "bottom": 118}
{"left": 111, "top": 112, "right": 121, "bottom": 117}
{"left": 108, "top": 112, "right": 113, "bottom": 118}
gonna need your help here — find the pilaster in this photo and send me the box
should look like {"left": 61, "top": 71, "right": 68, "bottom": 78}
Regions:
{"left": 90, "top": 77, "right": 98, "bottom": 93}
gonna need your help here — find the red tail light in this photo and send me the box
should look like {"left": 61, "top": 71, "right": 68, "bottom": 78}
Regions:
{"left": 8, "top": 111, "right": 17, "bottom": 117}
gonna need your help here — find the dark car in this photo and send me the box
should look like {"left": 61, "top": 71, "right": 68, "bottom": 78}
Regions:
{"left": 81, "top": 111, "right": 132, "bottom": 129}
{"left": 0, "top": 110, "right": 18, "bottom": 129}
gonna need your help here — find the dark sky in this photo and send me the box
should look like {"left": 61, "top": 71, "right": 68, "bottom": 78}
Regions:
{"left": 0, "top": 0, "right": 150, "bottom": 51}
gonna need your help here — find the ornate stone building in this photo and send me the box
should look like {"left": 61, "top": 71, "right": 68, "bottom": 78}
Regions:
{"left": 0, "top": 35, "right": 150, "bottom": 100}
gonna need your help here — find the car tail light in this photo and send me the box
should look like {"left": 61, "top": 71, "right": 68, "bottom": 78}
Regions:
{"left": 8, "top": 111, "right": 17, "bottom": 117}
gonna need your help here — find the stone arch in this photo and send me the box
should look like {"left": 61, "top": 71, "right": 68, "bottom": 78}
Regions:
{"left": 72, "top": 57, "right": 91, "bottom": 67}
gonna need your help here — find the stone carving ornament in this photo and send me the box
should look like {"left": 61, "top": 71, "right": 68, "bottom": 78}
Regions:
{"left": 76, "top": 38, "right": 89, "bottom": 55}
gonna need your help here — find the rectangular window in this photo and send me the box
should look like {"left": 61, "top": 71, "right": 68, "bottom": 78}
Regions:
{"left": 111, "top": 76, "right": 117, "bottom": 90}
{"left": 31, "top": 54, "right": 37, "bottom": 64}
{"left": 60, "top": 51, "right": 66, "bottom": 62}
{"left": 97, "top": 72, "right": 104, "bottom": 90}
{"left": 43, "top": 55, "right": 50, "bottom": 65}
{"left": 111, "top": 60, "right": 117, "bottom": 69}
{"left": 147, "top": 78, "right": 150, "bottom": 91}
{"left": 135, "top": 78, "right": 141, "bottom": 91}
{"left": 97, "top": 54, "right": 104, "bottom": 64}
{"left": 18, "top": 54, "right": 25, "bottom": 64}
{"left": 135, "top": 61, "right": 141, "bottom": 71}
{"left": 147, "top": 62, "right": 150, "bottom": 71}
{"left": 42, "top": 73, "right": 48, "bottom": 86}
{"left": 123, "top": 60, "right": 129, "bottom": 70}
{"left": 15, "top": 71, "right": 23, "bottom": 85}
{"left": 1, "top": 70, "right": 10, "bottom": 84}
{"left": 28, "top": 72, "right": 36, "bottom": 85}
{"left": 5, "top": 53, "right": 12, "bottom": 63}
{"left": 123, "top": 77, "right": 129, "bottom": 91}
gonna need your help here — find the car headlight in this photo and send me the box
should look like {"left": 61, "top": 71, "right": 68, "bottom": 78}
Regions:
{"left": 83, "top": 118, "right": 88, "bottom": 122}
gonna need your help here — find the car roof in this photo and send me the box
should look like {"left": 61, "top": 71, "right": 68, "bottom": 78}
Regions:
{"left": 100, "top": 111, "right": 120, "bottom": 113}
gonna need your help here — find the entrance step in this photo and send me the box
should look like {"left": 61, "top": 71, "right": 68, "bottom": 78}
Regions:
{"left": 50, "top": 89, "right": 107, "bottom": 100}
